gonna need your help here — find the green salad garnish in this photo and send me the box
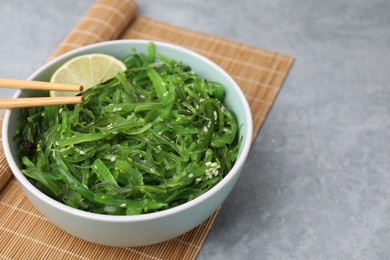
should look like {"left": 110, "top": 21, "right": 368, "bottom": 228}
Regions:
{"left": 16, "top": 43, "right": 241, "bottom": 215}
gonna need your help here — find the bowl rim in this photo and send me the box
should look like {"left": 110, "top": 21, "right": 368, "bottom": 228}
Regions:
{"left": 2, "top": 39, "right": 253, "bottom": 222}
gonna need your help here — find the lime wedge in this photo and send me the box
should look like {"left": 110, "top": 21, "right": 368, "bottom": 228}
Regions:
{"left": 49, "top": 53, "right": 127, "bottom": 97}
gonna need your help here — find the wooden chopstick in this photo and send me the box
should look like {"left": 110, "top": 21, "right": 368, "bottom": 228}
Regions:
{"left": 0, "top": 78, "right": 83, "bottom": 92}
{"left": 0, "top": 96, "right": 84, "bottom": 109}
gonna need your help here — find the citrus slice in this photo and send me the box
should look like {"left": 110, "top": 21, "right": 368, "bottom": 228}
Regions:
{"left": 49, "top": 53, "right": 127, "bottom": 97}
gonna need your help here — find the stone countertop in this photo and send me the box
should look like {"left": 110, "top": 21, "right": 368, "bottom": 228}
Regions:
{"left": 1, "top": 0, "right": 389, "bottom": 259}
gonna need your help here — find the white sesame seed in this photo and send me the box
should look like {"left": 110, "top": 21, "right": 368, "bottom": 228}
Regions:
{"left": 196, "top": 178, "right": 202, "bottom": 182}
{"left": 120, "top": 203, "right": 127, "bottom": 207}
{"left": 79, "top": 150, "right": 86, "bottom": 155}
{"left": 58, "top": 108, "right": 63, "bottom": 114}
{"left": 188, "top": 173, "right": 194, "bottom": 178}
{"left": 140, "top": 95, "right": 145, "bottom": 99}
{"left": 41, "top": 112, "right": 45, "bottom": 117}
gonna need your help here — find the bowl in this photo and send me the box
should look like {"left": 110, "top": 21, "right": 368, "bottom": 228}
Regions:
{"left": 2, "top": 40, "right": 253, "bottom": 247}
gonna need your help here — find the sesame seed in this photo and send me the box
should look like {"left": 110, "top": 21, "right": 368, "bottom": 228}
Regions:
{"left": 120, "top": 203, "right": 127, "bottom": 207}
{"left": 188, "top": 173, "right": 194, "bottom": 178}
{"left": 79, "top": 150, "right": 86, "bottom": 155}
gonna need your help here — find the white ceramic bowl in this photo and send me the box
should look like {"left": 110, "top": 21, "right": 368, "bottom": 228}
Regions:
{"left": 2, "top": 40, "right": 253, "bottom": 247}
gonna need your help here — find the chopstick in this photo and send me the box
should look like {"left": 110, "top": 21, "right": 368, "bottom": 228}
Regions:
{"left": 0, "top": 96, "right": 84, "bottom": 109}
{"left": 0, "top": 78, "right": 84, "bottom": 109}
{"left": 0, "top": 78, "right": 83, "bottom": 92}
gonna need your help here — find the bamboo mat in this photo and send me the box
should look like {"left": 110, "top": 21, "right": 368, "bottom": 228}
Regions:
{"left": 0, "top": 0, "right": 293, "bottom": 259}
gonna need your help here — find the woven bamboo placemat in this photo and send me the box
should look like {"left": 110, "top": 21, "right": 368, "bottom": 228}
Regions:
{"left": 0, "top": 0, "right": 293, "bottom": 259}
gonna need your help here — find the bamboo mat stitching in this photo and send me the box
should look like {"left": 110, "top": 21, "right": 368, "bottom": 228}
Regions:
{"left": 72, "top": 29, "right": 106, "bottom": 41}
{"left": 0, "top": 201, "right": 48, "bottom": 221}
{"left": 232, "top": 74, "right": 284, "bottom": 87}
{"left": 172, "top": 238, "right": 200, "bottom": 249}
{"left": 93, "top": 4, "right": 127, "bottom": 21}
{"left": 60, "top": 42, "right": 83, "bottom": 49}
{"left": 123, "top": 248, "right": 162, "bottom": 260}
{"left": 83, "top": 17, "right": 117, "bottom": 33}
{"left": 1, "top": 227, "right": 89, "bottom": 260}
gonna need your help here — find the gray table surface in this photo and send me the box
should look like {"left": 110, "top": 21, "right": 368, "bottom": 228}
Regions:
{"left": 1, "top": 0, "right": 390, "bottom": 259}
